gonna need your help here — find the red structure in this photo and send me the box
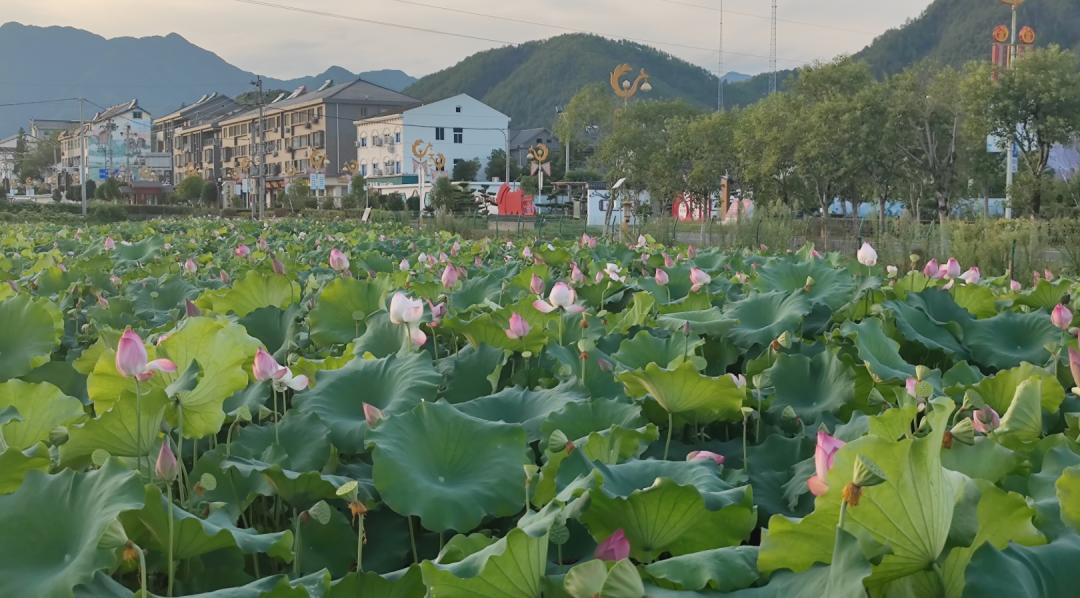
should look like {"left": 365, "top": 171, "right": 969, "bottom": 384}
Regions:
{"left": 495, "top": 183, "right": 536, "bottom": 216}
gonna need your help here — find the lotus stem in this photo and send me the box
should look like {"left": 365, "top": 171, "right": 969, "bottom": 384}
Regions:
{"left": 136, "top": 544, "right": 148, "bottom": 598}
{"left": 408, "top": 516, "right": 419, "bottom": 564}
{"left": 837, "top": 500, "right": 848, "bottom": 531}
{"left": 272, "top": 388, "right": 280, "bottom": 446}
{"left": 134, "top": 378, "right": 144, "bottom": 477}
{"left": 293, "top": 508, "right": 302, "bottom": 577}
{"left": 663, "top": 411, "right": 673, "bottom": 461}
{"left": 166, "top": 483, "right": 175, "bottom": 596}
{"left": 742, "top": 412, "right": 750, "bottom": 474}
{"left": 356, "top": 514, "right": 365, "bottom": 573}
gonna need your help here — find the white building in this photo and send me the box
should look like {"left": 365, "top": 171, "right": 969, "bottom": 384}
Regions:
{"left": 354, "top": 94, "right": 509, "bottom": 187}
{"left": 59, "top": 100, "right": 153, "bottom": 185}
{"left": 0, "top": 134, "right": 18, "bottom": 189}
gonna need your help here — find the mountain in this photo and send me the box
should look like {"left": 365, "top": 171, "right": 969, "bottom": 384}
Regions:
{"left": 0, "top": 22, "right": 415, "bottom": 136}
{"left": 721, "top": 72, "right": 752, "bottom": 83}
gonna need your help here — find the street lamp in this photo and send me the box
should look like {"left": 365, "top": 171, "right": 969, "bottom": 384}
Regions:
{"left": 610, "top": 64, "right": 652, "bottom": 107}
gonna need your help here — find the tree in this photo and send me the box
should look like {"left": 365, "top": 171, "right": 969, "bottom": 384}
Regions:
{"left": 174, "top": 175, "right": 205, "bottom": 204}
{"left": 484, "top": 149, "right": 521, "bottom": 182}
{"left": 554, "top": 83, "right": 616, "bottom": 167}
{"left": 12, "top": 129, "right": 28, "bottom": 179}
{"left": 94, "top": 177, "right": 123, "bottom": 201}
{"left": 734, "top": 92, "right": 803, "bottom": 206}
{"left": 200, "top": 180, "right": 218, "bottom": 206}
{"left": 84, "top": 179, "right": 96, "bottom": 200}
{"left": 343, "top": 174, "right": 367, "bottom": 209}
{"left": 14, "top": 131, "right": 59, "bottom": 182}
{"left": 452, "top": 158, "right": 481, "bottom": 182}
{"left": 235, "top": 89, "right": 289, "bottom": 109}
{"left": 430, "top": 177, "right": 474, "bottom": 214}
{"left": 984, "top": 45, "right": 1080, "bottom": 216}
{"left": 283, "top": 179, "right": 312, "bottom": 210}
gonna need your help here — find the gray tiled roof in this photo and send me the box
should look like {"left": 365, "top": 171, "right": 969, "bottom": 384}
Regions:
{"left": 222, "top": 78, "right": 419, "bottom": 124}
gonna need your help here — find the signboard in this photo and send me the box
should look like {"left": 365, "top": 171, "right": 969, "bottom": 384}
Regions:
{"left": 361, "top": 207, "right": 372, "bottom": 222}
{"left": 98, "top": 168, "right": 108, "bottom": 180}
{"left": 987, "top": 134, "right": 1003, "bottom": 153}
{"left": 309, "top": 173, "right": 326, "bottom": 191}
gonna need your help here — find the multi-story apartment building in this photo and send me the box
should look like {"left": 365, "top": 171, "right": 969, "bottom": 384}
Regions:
{"left": 29, "top": 119, "right": 79, "bottom": 142}
{"left": 153, "top": 92, "right": 241, "bottom": 184}
{"left": 58, "top": 99, "right": 153, "bottom": 184}
{"left": 218, "top": 79, "right": 419, "bottom": 204}
{"left": 355, "top": 93, "right": 510, "bottom": 187}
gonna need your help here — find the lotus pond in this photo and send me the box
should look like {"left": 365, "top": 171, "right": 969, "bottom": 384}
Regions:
{"left": 1, "top": 219, "right": 1079, "bottom": 598}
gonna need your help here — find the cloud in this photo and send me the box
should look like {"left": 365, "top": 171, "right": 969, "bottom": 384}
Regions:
{"left": 3, "top": 0, "right": 933, "bottom": 78}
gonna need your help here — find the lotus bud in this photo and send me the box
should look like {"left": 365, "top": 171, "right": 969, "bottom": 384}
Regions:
{"left": 155, "top": 440, "right": 179, "bottom": 482}
{"left": 1068, "top": 346, "right": 1080, "bottom": 394}
{"left": 781, "top": 405, "right": 798, "bottom": 422}
{"left": 856, "top": 242, "right": 877, "bottom": 267}
{"left": 686, "top": 450, "right": 725, "bottom": 465}
{"left": 594, "top": 529, "right": 630, "bottom": 561}
{"left": 363, "top": 403, "right": 383, "bottom": 428}
{"left": 971, "top": 406, "right": 1001, "bottom": 435}
{"left": 1051, "top": 304, "right": 1073, "bottom": 331}
{"left": 185, "top": 300, "right": 201, "bottom": 317}
{"left": 803, "top": 276, "right": 815, "bottom": 292}
{"left": 272, "top": 257, "right": 286, "bottom": 275}
{"left": 852, "top": 455, "right": 886, "bottom": 488}
{"left": 235, "top": 244, "right": 250, "bottom": 258}
{"left": 949, "top": 418, "right": 976, "bottom": 446}
{"left": 529, "top": 274, "right": 544, "bottom": 295}
{"left": 655, "top": 268, "right": 670, "bottom": 286}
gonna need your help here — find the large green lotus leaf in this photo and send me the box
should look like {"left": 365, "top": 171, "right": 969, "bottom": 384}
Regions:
{"left": 581, "top": 460, "right": 756, "bottom": 562}
{"left": 0, "top": 443, "right": 51, "bottom": 494}
{"left": 23, "top": 359, "right": 89, "bottom": 403}
{"left": 655, "top": 308, "right": 735, "bottom": 337}
{"left": 941, "top": 438, "right": 1021, "bottom": 483}
{"left": 1028, "top": 440, "right": 1080, "bottom": 540}
{"left": 759, "top": 399, "right": 958, "bottom": 585}
{"left": 421, "top": 527, "right": 548, "bottom": 598}
{"left": 111, "top": 235, "right": 163, "bottom": 264}
{"left": 126, "top": 275, "right": 197, "bottom": 328}
{"left": 0, "top": 460, "right": 144, "bottom": 597}
{"left": 618, "top": 360, "right": 743, "bottom": 421}
{"left": 436, "top": 343, "right": 506, "bottom": 404}
{"left": 86, "top": 341, "right": 170, "bottom": 414}
{"left": 293, "top": 506, "right": 358, "bottom": 577}
{"left": 223, "top": 456, "right": 355, "bottom": 508}
{"left": 1058, "top": 466, "right": 1080, "bottom": 534}
{"left": 993, "top": 378, "right": 1044, "bottom": 451}
{"left": 60, "top": 390, "right": 169, "bottom": 467}
{"left": 748, "top": 433, "right": 816, "bottom": 521}
{"left": 756, "top": 257, "right": 856, "bottom": 310}
{"left": 294, "top": 352, "right": 440, "bottom": 454}
{"left": 763, "top": 349, "right": 854, "bottom": 423}
{"left": 1013, "top": 279, "right": 1072, "bottom": 310}
{"left": 721, "top": 291, "right": 811, "bottom": 350}
{"left": 454, "top": 382, "right": 588, "bottom": 442}
{"left": 308, "top": 276, "right": 392, "bottom": 347}
{"left": 239, "top": 305, "right": 300, "bottom": 356}
{"left": 612, "top": 330, "right": 706, "bottom": 371}
{"left": 188, "top": 447, "right": 270, "bottom": 521}
{"left": 971, "top": 362, "right": 1064, "bottom": 414}
{"left": 196, "top": 270, "right": 301, "bottom": 317}
{"left": 448, "top": 271, "right": 507, "bottom": 312}
{"left": 545, "top": 344, "right": 626, "bottom": 400}
{"left": 950, "top": 284, "right": 998, "bottom": 318}
{"left": 962, "top": 311, "right": 1058, "bottom": 371}
{"left": 326, "top": 567, "right": 425, "bottom": 598}
{"left": 906, "top": 287, "right": 975, "bottom": 327}
{"left": 886, "top": 298, "right": 969, "bottom": 358}
{"left": 77, "top": 568, "right": 334, "bottom": 597}
{"left": 352, "top": 312, "right": 411, "bottom": 358}
{"left": 441, "top": 296, "right": 554, "bottom": 355}
{"left": 841, "top": 318, "right": 916, "bottom": 382}
{"left": 532, "top": 424, "right": 659, "bottom": 507}
{"left": 722, "top": 530, "right": 871, "bottom": 598}
{"left": 122, "top": 484, "right": 293, "bottom": 562}
{"left": 644, "top": 545, "right": 759, "bottom": 592}
{"left": 228, "top": 410, "right": 333, "bottom": 473}
{"left": 159, "top": 316, "right": 262, "bottom": 439}
{"left": 0, "top": 379, "right": 84, "bottom": 450}
{"left": 961, "top": 533, "right": 1080, "bottom": 598}
{"left": 0, "top": 294, "right": 63, "bottom": 380}
{"left": 940, "top": 481, "right": 1045, "bottom": 598}
{"left": 539, "top": 398, "right": 645, "bottom": 448}
{"left": 608, "top": 291, "right": 657, "bottom": 334}
{"left": 563, "top": 559, "right": 645, "bottom": 598}
{"left": 370, "top": 400, "right": 529, "bottom": 532}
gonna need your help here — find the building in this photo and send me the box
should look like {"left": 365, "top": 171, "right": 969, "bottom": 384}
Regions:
{"left": 153, "top": 92, "right": 242, "bottom": 185}
{"left": 58, "top": 99, "right": 153, "bottom": 185}
{"left": 29, "top": 119, "right": 79, "bottom": 142}
{"left": 355, "top": 93, "right": 510, "bottom": 188}
{"left": 218, "top": 79, "right": 419, "bottom": 206}
{"left": 0, "top": 133, "right": 18, "bottom": 189}
{"left": 509, "top": 128, "right": 560, "bottom": 170}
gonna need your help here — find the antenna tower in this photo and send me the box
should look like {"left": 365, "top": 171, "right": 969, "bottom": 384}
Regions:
{"left": 769, "top": 0, "right": 778, "bottom": 94}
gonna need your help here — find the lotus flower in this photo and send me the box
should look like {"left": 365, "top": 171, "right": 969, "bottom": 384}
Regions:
{"left": 635, "top": 235, "right": 648, "bottom": 249}
{"left": 655, "top": 268, "right": 669, "bottom": 286}
{"left": 219, "top": 270, "right": 230, "bottom": 284}
{"left": 272, "top": 257, "right": 286, "bottom": 275}
{"left": 530, "top": 274, "right": 545, "bottom": 295}
{"left": 943, "top": 258, "right": 961, "bottom": 279}
{"left": 389, "top": 292, "right": 427, "bottom": 347}
{"left": 522, "top": 246, "right": 533, "bottom": 260}
{"left": 687, "top": 450, "right": 725, "bottom": 465}
{"left": 971, "top": 407, "right": 1001, "bottom": 435}
{"left": 183, "top": 258, "right": 198, "bottom": 275}
{"left": 604, "top": 263, "right": 624, "bottom": 282}
{"left": 570, "top": 263, "right": 586, "bottom": 285}
{"left": 184, "top": 300, "right": 201, "bottom": 317}
{"left": 687, "top": 245, "right": 697, "bottom": 259}
{"left": 329, "top": 248, "right": 350, "bottom": 272}
{"left": 451, "top": 240, "right": 461, "bottom": 256}
{"left": 116, "top": 329, "right": 176, "bottom": 381}
{"left": 905, "top": 377, "right": 918, "bottom": 397}
{"left": 580, "top": 233, "right": 597, "bottom": 249}
{"left": 1052, "top": 304, "right": 1072, "bottom": 331}
{"left": 104, "top": 236, "right": 116, "bottom": 251}
{"left": 959, "top": 267, "right": 981, "bottom": 284}
{"left": 505, "top": 312, "right": 531, "bottom": 340}
{"left": 1069, "top": 346, "right": 1080, "bottom": 393}
{"left": 363, "top": 403, "right": 383, "bottom": 427}
{"left": 690, "top": 268, "right": 711, "bottom": 293}
{"left": 1045, "top": 268, "right": 1055, "bottom": 281}
{"left": 1010, "top": 279, "right": 1022, "bottom": 292}
{"left": 533, "top": 282, "right": 585, "bottom": 314}
{"left": 252, "top": 347, "right": 308, "bottom": 390}
{"left": 811, "top": 248, "right": 823, "bottom": 259}
{"left": 258, "top": 237, "right": 269, "bottom": 251}
{"left": 728, "top": 373, "right": 747, "bottom": 388}
{"left": 399, "top": 259, "right": 410, "bottom": 272}
{"left": 856, "top": 242, "right": 877, "bottom": 267}
{"left": 235, "top": 244, "right": 251, "bottom": 258}
{"left": 439, "top": 265, "right": 458, "bottom": 289}
{"left": 155, "top": 440, "right": 179, "bottom": 482}
{"left": 428, "top": 301, "right": 447, "bottom": 327}
{"left": 595, "top": 529, "right": 630, "bottom": 561}
{"left": 923, "top": 259, "right": 939, "bottom": 278}
{"left": 807, "top": 430, "right": 845, "bottom": 497}
{"left": 886, "top": 265, "right": 898, "bottom": 278}
{"left": 663, "top": 252, "right": 675, "bottom": 268}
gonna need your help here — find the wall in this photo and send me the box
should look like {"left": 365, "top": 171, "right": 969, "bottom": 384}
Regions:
{"left": 401, "top": 95, "right": 508, "bottom": 180}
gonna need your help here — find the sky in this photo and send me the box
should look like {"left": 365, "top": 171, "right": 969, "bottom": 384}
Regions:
{"left": 6, "top": 0, "right": 935, "bottom": 78}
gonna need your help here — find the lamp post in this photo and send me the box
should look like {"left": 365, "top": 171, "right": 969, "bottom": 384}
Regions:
{"left": 998, "top": 0, "right": 1027, "bottom": 220}
{"left": 609, "top": 64, "right": 652, "bottom": 107}
{"left": 411, "top": 139, "right": 445, "bottom": 227}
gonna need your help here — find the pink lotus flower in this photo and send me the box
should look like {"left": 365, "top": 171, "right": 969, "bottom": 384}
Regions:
{"left": 1045, "top": 269, "right": 1055, "bottom": 282}
{"left": 441, "top": 265, "right": 459, "bottom": 289}
{"left": 399, "top": 259, "right": 410, "bottom": 272}
{"left": 604, "top": 263, "right": 624, "bottom": 283}
{"left": 1052, "top": 304, "right": 1072, "bottom": 331}
{"left": 505, "top": 312, "right": 531, "bottom": 339}
{"left": 690, "top": 268, "right": 711, "bottom": 293}
{"left": 533, "top": 282, "right": 585, "bottom": 314}
{"left": 272, "top": 257, "right": 286, "bottom": 275}
{"left": 886, "top": 265, "right": 898, "bottom": 278}
{"left": 185, "top": 300, "right": 201, "bottom": 317}
{"left": 943, "top": 258, "right": 961, "bottom": 279}
{"left": 116, "top": 329, "right": 177, "bottom": 381}
{"left": 905, "top": 377, "right": 918, "bottom": 397}
{"left": 807, "top": 430, "right": 845, "bottom": 497}
{"left": 530, "top": 274, "right": 545, "bottom": 295}
{"left": 959, "top": 267, "right": 981, "bottom": 284}
{"left": 1069, "top": 346, "right": 1080, "bottom": 393}
{"left": 655, "top": 269, "right": 669, "bottom": 286}
{"left": 438, "top": 252, "right": 449, "bottom": 264}
{"left": 389, "top": 292, "right": 427, "bottom": 347}
{"left": 104, "top": 237, "right": 116, "bottom": 251}
{"left": 811, "top": 249, "right": 823, "bottom": 259}
{"left": 450, "top": 241, "right": 461, "bottom": 256}
{"left": 570, "top": 263, "right": 586, "bottom": 285}
{"left": 1034, "top": 271, "right": 1043, "bottom": 285}
{"left": 251, "top": 347, "right": 308, "bottom": 390}
{"left": 663, "top": 252, "right": 675, "bottom": 268}
{"left": 155, "top": 440, "right": 179, "bottom": 482}
{"left": 329, "top": 248, "right": 350, "bottom": 273}
{"left": 258, "top": 238, "right": 269, "bottom": 251}
{"left": 971, "top": 407, "right": 1001, "bottom": 435}
{"left": 728, "top": 373, "right": 747, "bottom": 388}
{"left": 595, "top": 529, "right": 630, "bottom": 561}
{"left": 363, "top": 403, "right": 383, "bottom": 427}
{"left": 856, "top": 242, "right": 877, "bottom": 267}
{"left": 235, "top": 244, "right": 251, "bottom": 258}
{"left": 923, "top": 259, "right": 939, "bottom": 278}
{"left": 635, "top": 235, "right": 648, "bottom": 249}
{"left": 1010, "top": 280, "right": 1022, "bottom": 292}
{"left": 687, "top": 245, "right": 697, "bottom": 259}
{"left": 580, "top": 233, "right": 596, "bottom": 249}
{"left": 219, "top": 270, "right": 230, "bottom": 284}
{"left": 687, "top": 450, "right": 725, "bottom": 465}
{"left": 522, "top": 246, "right": 533, "bottom": 260}
{"left": 183, "top": 259, "right": 198, "bottom": 275}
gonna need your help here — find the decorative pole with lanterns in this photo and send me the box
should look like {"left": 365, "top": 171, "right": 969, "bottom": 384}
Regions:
{"left": 992, "top": 0, "right": 1035, "bottom": 220}
{"left": 528, "top": 143, "right": 550, "bottom": 201}
{"left": 609, "top": 64, "right": 653, "bottom": 107}
{"left": 411, "top": 139, "right": 446, "bottom": 226}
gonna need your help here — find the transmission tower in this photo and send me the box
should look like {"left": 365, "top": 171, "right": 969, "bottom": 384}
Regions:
{"left": 769, "top": 0, "right": 778, "bottom": 94}
{"left": 717, "top": 0, "right": 724, "bottom": 111}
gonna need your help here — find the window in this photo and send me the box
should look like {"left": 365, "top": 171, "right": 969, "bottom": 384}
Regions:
{"left": 455, "top": 106, "right": 462, "bottom": 113}
{"left": 360, "top": 164, "right": 367, "bottom": 176}
{"left": 435, "top": 127, "right": 445, "bottom": 141}
{"left": 394, "top": 132, "right": 400, "bottom": 143}
{"left": 133, "top": 111, "right": 143, "bottom": 119}
{"left": 313, "top": 131, "right": 325, "bottom": 148}
{"left": 453, "top": 128, "right": 463, "bottom": 144}
{"left": 395, "top": 161, "right": 402, "bottom": 174}
{"left": 360, "top": 136, "right": 367, "bottom": 147}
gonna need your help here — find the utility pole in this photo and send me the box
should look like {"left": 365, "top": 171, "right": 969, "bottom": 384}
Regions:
{"left": 718, "top": 0, "right": 724, "bottom": 111}
{"left": 79, "top": 98, "right": 87, "bottom": 217}
{"left": 1003, "top": 1, "right": 1021, "bottom": 220}
{"left": 253, "top": 75, "right": 266, "bottom": 219}
{"left": 769, "top": 0, "right": 778, "bottom": 94}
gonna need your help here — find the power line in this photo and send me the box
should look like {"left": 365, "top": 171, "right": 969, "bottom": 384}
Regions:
{"left": 0, "top": 98, "right": 84, "bottom": 108}
{"left": 659, "top": 0, "right": 877, "bottom": 36}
